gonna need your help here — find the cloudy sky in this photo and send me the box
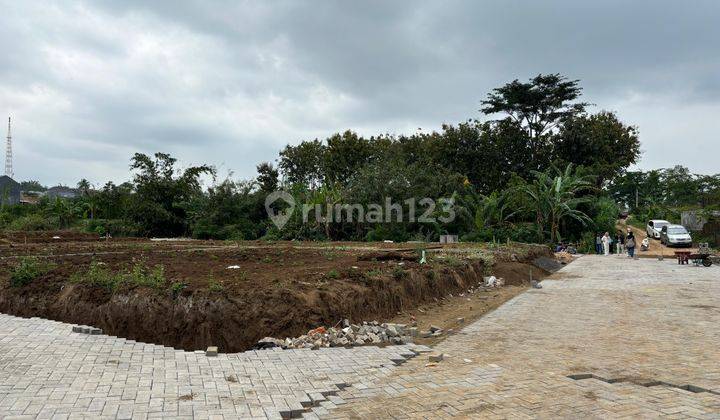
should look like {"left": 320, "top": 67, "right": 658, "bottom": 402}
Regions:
{"left": 1, "top": 1, "right": 718, "bottom": 186}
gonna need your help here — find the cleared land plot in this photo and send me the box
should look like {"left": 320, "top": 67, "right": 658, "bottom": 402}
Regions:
{"left": 0, "top": 231, "right": 552, "bottom": 352}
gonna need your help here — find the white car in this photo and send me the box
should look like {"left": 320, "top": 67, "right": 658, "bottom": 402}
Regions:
{"left": 660, "top": 224, "right": 693, "bottom": 247}
{"left": 646, "top": 219, "right": 670, "bottom": 239}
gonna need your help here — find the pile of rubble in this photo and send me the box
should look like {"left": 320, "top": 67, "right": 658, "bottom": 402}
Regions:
{"left": 255, "top": 320, "right": 447, "bottom": 350}
{"left": 253, "top": 275, "right": 510, "bottom": 351}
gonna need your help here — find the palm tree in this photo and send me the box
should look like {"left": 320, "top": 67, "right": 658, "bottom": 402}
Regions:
{"left": 519, "top": 164, "right": 595, "bottom": 243}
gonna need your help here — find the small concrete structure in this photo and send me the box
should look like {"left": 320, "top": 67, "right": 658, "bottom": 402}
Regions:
{"left": 439, "top": 234, "right": 459, "bottom": 244}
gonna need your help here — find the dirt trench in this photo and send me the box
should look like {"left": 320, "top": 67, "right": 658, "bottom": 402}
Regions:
{"left": 0, "top": 245, "right": 552, "bottom": 353}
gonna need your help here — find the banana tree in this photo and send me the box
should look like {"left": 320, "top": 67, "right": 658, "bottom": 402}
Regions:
{"left": 519, "top": 164, "right": 595, "bottom": 243}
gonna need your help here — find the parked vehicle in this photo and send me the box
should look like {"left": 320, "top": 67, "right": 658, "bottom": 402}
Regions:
{"left": 646, "top": 219, "right": 670, "bottom": 239}
{"left": 660, "top": 224, "right": 693, "bottom": 247}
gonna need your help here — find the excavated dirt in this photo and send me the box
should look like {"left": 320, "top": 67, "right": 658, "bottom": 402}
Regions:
{"left": 0, "top": 239, "right": 552, "bottom": 352}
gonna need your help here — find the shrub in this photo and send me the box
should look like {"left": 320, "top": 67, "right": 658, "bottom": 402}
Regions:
{"left": 127, "top": 262, "right": 166, "bottom": 289}
{"left": 70, "top": 260, "right": 166, "bottom": 291}
{"left": 391, "top": 266, "right": 408, "bottom": 279}
{"left": 170, "top": 281, "right": 187, "bottom": 298}
{"left": 9, "top": 257, "right": 55, "bottom": 287}
{"left": 83, "top": 219, "right": 139, "bottom": 237}
{"left": 70, "top": 261, "right": 122, "bottom": 291}
{"left": 7, "top": 214, "right": 58, "bottom": 231}
{"left": 327, "top": 269, "right": 340, "bottom": 279}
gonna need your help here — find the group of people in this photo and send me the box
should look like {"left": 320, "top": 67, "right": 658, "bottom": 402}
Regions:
{"left": 595, "top": 228, "right": 648, "bottom": 258}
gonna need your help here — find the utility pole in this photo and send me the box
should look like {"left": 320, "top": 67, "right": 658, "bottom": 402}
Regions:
{"left": 4, "top": 116, "right": 12, "bottom": 178}
{"left": 635, "top": 188, "right": 639, "bottom": 209}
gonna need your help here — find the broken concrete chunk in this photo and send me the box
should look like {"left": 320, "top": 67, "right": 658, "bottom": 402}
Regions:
{"left": 206, "top": 346, "right": 218, "bottom": 357}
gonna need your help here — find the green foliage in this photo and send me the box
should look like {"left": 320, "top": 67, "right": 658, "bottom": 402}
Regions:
{"left": 592, "top": 197, "right": 620, "bottom": 235}
{"left": 609, "top": 166, "right": 720, "bottom": 212}
{"left": 170, "top": 281, "right": 187, "bottom": 297}
{"left": 7, "top": 214, "right": 58, "bottom": 231}
{"left": 127, "top": 262, "right": 166, "bottom": 289}
{"left": 391, "top": 266, "right": 408, "bottom": 279}
{"left": 9, "top": 257, "right": 55, "bottom": 287}
{"left": 327, "top": 269, "right": 340, "bottom": 279}
{"left": 70, "top": 261, "right": 122, "bottom": 290}
{"left": 70, "top": 260, "right": 166, "bottom": 291}
{"left": 20, "top": 180, "right": 46, "bottom": 192}
{"left": 515, "top": 164, "right": 595, "bottom": 242}
{"left": 555, "top": 111, "right": 641, "bottom": 186}
{"left": 481, "top": 73, "right": 588, "bottom": 166}
{"left": 129, "top": 152, "right": 215, "bottom": 237}
{"left": 1, "top": 75, "right": 652, "bottom": 246}
{"left": 207, "top": 280, "right": 224, "bottom": 293}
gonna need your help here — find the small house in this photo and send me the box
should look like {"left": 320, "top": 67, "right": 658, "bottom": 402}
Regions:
{"left": 0, "top": 175, "right": 21, "bottom": 205}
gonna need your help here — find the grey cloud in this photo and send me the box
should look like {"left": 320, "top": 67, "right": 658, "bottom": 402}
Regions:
{"left": 1, "top": 0, "right": 719, "bottom": 186}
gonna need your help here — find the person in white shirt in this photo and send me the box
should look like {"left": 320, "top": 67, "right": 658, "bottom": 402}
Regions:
{"left": 601, "top": 232, "right": 611, "bottom": 256}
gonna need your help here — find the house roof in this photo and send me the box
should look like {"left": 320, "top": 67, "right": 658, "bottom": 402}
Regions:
{"left": 0, "top": 175, "right": 20, "bottom": 187}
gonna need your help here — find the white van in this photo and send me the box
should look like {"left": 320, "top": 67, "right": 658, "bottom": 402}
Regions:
{"left": 646, "top": 220, "right": 670, "bottom": 239}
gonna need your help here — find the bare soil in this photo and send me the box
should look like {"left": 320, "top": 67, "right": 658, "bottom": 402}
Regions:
{"left": 616, "top": 221, "right": 698, "bottom": 258}
{"left": 0, "top": 233, "right": 553, "bottom": 352}
{"left": 390, "top": 261, "right": 550, "bottom": 346}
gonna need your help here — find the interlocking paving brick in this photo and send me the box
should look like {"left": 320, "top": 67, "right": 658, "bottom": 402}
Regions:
{"left": 0, "top": 311, "right": 430, "bottom": 419}
{"left": 314, "top": 256, "right": 720, "bottom": 418}
{"left": 3, "top": 256, "right": 719, "bottom": 418}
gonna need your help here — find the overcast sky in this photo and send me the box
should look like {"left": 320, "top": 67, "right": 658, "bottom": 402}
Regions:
{"left": 1, "top": 1, "right": 719, "bottom": 187}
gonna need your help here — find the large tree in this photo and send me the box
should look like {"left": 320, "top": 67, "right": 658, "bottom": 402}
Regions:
{"left": 278, "top": 139, "right": 325, "bottom": 189}
{"left": 481, "top": 73, "right": 588, "bottom": 166}
{"left": 129, "top": 152, "right": 214, "bottom": 237}
{"left": 555, "top": 111, "right": 641, "bottom": 186}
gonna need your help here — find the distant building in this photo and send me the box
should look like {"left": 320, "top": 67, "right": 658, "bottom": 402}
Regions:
{"left": 0, "top": 175, "right": 21, "bottom": 205}
{"left": 45, "top": 186, "right": 79, "bottom": 200}
{"left": 682, "top": 210, "right": 720, "bottom": 231}
{"left": 19, "top": 191, "right": 42, "bottom": 205}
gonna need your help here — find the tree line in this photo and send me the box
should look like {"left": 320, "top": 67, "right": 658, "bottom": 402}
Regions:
{"left": 6, "top": 74, "right": 710, "bottom": 246}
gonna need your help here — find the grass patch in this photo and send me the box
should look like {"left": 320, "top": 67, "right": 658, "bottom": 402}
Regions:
{"left": 9, "top": 257, "right": 55, "bottom": 287}
{"left": 70, "top": 260, "right": 167, "bottom": 291}
{"left": 391, "top": 266, "right": 408, "bottom": 280}
{"left": 170, "top": 281, "right": 187, "bottom": 298}
{"left": 442, "top": 255, "right": 465, "bottom": 268}
{"left": 207, "top": 280, "right": 224, "bottom": 293}
{"left": 327, "top": 269, "right": 340, "bottom": 279}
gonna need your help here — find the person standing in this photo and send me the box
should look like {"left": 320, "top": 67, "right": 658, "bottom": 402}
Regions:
{"left": 615, "top": 230, "right": 625, "bottom": 254}
{"left": 602, "top": 232, "right": 611, "bottom": 255}
{"left": 595, "top": 233, "right": 602, "bottom": 255}
{"left": 626, "top": 229, "right": 636, "bottom": 258}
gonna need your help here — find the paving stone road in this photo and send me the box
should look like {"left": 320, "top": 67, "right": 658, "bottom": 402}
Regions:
{"left": 316, "top": 256, "right": 720, "bottom": 419}
{"left": 0, "top": 315, "right": 430, "bottom": 419}
{"left": 1, "top": 255, "right": 719, "bottom": 419}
